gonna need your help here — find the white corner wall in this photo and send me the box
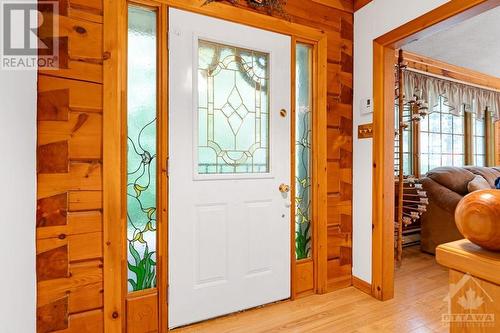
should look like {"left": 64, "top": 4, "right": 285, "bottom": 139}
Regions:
{"left": 0, "top": 71, "right": 37, "bottom": 331}
{"left": 352, "top": 0, "right": 449, "bottom": 283}
{"left": 0, "top": 1, "right": 37, "bottom": 329}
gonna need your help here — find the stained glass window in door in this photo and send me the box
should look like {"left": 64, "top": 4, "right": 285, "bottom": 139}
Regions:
{"left": 295, "top": 44, "right": 312, "bottom": 260}
{"left": 127, "top": 6, "right": 157, "bottom": 292}
{"left": 197, "top": 40, "right": 270, "bottom": 174}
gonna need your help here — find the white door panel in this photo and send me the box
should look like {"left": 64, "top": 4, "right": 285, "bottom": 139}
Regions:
{"left": 169, "top": 8, "right": 291, "bottom": 328}
{"left": 194, "top": 204, "right": 228, "bottom": 287}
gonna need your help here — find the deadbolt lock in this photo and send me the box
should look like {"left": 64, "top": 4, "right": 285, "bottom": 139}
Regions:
{"left": 280, "top": 109, "right": 287, "bottom": 117}
{"left": 279, "top": 183, "right": 290, "bottom": 193}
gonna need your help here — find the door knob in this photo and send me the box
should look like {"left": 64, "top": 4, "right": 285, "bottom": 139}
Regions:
{"left": 279, "top": 184, "right": 290, "bottom": 193}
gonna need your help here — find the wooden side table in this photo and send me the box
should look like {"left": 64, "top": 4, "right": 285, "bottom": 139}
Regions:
{"left": 436, "top": 239, "right": 500, "bottom": 332}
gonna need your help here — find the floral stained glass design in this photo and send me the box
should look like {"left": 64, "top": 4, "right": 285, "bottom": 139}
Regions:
{"left": 127, "top": 6, "right": 157, "bottom": 292}
{"left": 295, "top": 44, "right": 312, "bottom": 260}
{"left": 197, "top": 40, "right": 270, "bottom": 174}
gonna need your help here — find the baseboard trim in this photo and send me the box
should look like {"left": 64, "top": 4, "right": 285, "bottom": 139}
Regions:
{"left": 352, "top": 276, "right": 372, "bottom": 295}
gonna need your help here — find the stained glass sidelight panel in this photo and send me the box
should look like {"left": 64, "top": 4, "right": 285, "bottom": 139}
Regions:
{"left": 197, "top": 40, "right": 270, "bottom": 174}
{"left": 127, "top": 6, "right": 157, "bottom": 292}
{"left": 295, "top": 44, "right": 312, "bottom": 260}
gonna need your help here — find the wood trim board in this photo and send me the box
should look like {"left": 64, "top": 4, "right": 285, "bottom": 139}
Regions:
{"left": 311, "top": 0, "right": 353, "bottom": 12}
{"left": 352, "top": 276, "right": 371, "bottom": 295}
{"left": 157, "top": 4, "right": 169, "bottom": 332}
{"left": 290, "top": 36, "right": 298, "bottom": 300}
{"left": 103, "top": 0, "right": 126, "bottom": 331}
{"left": 314, "top": 35, "right": 329, "bottom": 294}
{"left": 371, "top": 0, "right": 500, "bottom": 301}
{"left": 436, "top": 239, "right": 500, "bottom": 285}
{"left": 372, "top": 42, "right": 395, "bottom": 300}
{"left": 166, "top": 0, "right": 325, "bottom": 40}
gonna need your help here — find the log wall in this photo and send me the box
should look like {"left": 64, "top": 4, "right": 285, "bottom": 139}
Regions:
{"left": 36, "top": 0, "right": 353, "bottom": 331}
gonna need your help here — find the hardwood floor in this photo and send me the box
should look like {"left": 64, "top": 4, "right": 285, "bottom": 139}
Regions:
{"left": 174, "top": 246, "right": 449, "bottom": 333}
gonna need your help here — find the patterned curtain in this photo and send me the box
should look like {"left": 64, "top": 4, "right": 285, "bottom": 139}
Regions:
{"left": 404, "top": 70, "right": 500, "bottom": 121}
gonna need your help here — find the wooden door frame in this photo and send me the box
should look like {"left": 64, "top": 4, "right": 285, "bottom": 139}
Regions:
{"left": 371, "top": 0, "right": 500, "bottom": 301}
{"left": 104, "top": 1, "right": 328, "bottom": 331}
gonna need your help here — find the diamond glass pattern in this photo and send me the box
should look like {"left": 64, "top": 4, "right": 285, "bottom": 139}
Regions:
{"left": 197, "top": 40, "right": 270, "bottom": 174}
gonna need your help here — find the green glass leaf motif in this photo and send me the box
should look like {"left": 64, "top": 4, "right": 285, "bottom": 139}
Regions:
{"left": 144, "top": 221, "right": 156, "bottom": 232}
{"left": 134, "top": 184, "right": 147, "bottom": 198}
{"left": 143, "top": 207, "right": 156, "bottom": 220}
{"left": 127, "top": 242, "right": 157, "bottom": 292}
{"left": 295, "top": 44, "right": 312, "bottom": 260}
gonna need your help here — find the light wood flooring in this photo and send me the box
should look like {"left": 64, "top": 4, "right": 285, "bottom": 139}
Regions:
{"left": 174, "top": 246, "right": 449, "bottom": 333}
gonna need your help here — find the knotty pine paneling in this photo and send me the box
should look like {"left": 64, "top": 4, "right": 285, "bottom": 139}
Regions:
{"left": 36, "top": 1, "right": 104, "bottom": 332}
{"left": 36, "top": 1, "right": 353, "bottom": 331}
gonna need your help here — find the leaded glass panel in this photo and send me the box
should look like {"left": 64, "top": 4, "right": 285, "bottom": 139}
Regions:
{"left": 127, "top": 6, "right": 157, "bottom": 292}
{"left": 197, "top": 40, "right": 270, "bottom": 174}
{"left": 295, "top": 44, "right": 312, "bottom": 260}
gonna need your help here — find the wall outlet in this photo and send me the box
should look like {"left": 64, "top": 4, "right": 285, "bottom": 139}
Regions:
{"left": 360, "top": 97, "right": 373, "bottom": 115}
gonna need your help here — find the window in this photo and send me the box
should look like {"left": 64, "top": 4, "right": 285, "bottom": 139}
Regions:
{"left": 197, "top": 40, "right": 270, "bottom": 174}
{"left": 419, "top": 97, "right": 465, "bottom": 174}
{"left": 394, "top": 104, "right": 413, "bottom": 176}
{"left": 295, "top": 43, "right": 312, "bottom": 260}
{"left": 396, "top": 95, "right": 496, "bottom": 177}
{"left": 127, "top": 6, "right": 157, "bottom": 292}
{"left": 473, "top": 113, "right": 486, "bottom": 167}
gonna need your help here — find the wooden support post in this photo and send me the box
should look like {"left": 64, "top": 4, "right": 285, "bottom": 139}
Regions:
{"left": 464, "top": 112, "right": 473, "bottom": 165}
{"left": 485, "top": 109, "right": 495, "bottom": 167}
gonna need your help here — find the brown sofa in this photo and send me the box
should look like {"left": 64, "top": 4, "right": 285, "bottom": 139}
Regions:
{"left": 420, "top": 166, "right": 500, "bottom": 254}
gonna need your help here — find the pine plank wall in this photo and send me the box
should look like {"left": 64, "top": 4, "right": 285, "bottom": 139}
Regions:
{"left": 35, "top": 0, "right": 354, "bottom": 331}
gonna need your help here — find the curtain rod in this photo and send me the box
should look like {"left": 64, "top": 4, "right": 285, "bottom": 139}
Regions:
{"left": 405, "top": 67, "right": 500, "bottom": 94}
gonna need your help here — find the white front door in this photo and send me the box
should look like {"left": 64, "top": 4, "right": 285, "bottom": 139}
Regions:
{"left": 168, "top": 8, "right": 291, "bottom": 329}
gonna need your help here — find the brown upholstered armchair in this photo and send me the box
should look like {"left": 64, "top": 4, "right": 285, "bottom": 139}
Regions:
{"left": 419, "top": 166, "right": 500, "bottom": 254}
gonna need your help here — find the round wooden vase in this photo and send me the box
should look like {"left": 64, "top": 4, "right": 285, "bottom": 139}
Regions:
{"left": 455, "top": 189, "right": 500, "bottom": 251}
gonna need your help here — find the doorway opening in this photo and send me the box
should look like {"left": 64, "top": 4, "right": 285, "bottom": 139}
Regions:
{"left": 372, "top": 0, "right": 500, "bottom": 300}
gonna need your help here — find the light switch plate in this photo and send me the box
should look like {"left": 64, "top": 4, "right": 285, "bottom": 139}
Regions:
{"left": 360, "top": 97, "right": 373, "bottom": 115}
{"left": 358, "top": 123, "right": 373, "bottom": 139}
